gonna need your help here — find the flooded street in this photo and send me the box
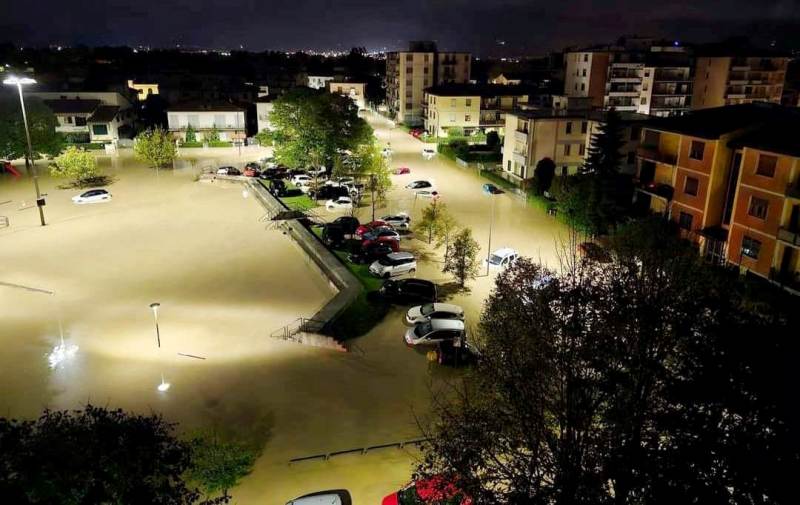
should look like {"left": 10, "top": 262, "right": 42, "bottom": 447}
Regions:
{"left": 0, "top": 115, "right": 569, "bottom": 504}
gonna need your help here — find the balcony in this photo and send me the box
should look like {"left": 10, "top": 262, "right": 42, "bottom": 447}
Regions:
{"left": 635, "top": 179, "right": 674, "bottom": 200}
{"left": 637, "top": 145, "right": 677, "bottom": 165}
{"left": 777, "top": 227, "right": 800, "bottom": 247}
{"left": 786, "top": 182, "right": 800, "bottom": 199}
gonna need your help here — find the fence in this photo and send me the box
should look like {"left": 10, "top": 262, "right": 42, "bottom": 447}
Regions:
{"left": 288, "top": 438, "right": 429, "bottom": 465}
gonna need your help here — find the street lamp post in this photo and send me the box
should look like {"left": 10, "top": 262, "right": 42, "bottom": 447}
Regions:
{"left": 149, "top": 302, "right": 161, "bottom": 348}
{"left": 3, "top": 76, "right": 46, "bottom": 226}
{"left": 486, "top": 193, "right": 496, "bottom": 275}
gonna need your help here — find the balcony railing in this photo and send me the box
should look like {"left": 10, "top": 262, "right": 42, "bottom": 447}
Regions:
{"left": 777, "top": 227, "right": 800, "bottom": 247}
{"left": 637, "top": 146, "right": 677, "bottom": 165}
{"left": 635, "top": 179, "right": 674, "bottom": 200}
{"left": 786, "top": 182, "right": 800, "bottom": 199}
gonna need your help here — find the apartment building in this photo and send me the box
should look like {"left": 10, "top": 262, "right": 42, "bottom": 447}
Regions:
{"left": 307, "top": 75, "right": 335, "bottom": 90}
{"left": 633, "top": 103, "right": 800, "bottom": 292}
{"left": 502, "top": 108, "right": 646, "bottom": 184}
{"left": 386, "top": 41, "right": 471, "bottom": 126}
{"left": 167, "top": 101, "right": 246, "bottom": 142}
{"left": 30, "top": 91, "right": 135, "bottom": 143}
{"left": 329, "top": 81, "right": 366, "bottom": 110}
{"left": 423, "top": 84, "right": 530, "bottom": 137}
{"left": 565, "top": 45, "right": 692, "bottom": 116}
{"left": 693, "top": 53, "right": 789, "bottom": 108}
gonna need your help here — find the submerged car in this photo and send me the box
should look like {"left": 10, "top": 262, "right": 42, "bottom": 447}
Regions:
{"left": 287, "top": 489, "right": 352, "bottom": 505}
{"left": 381, "top": 213, "right": 411, "bottom": 229}
{"left": 361, "top": 228, "right": 401, "bottom": 248}
{"left": 216, "top": 166, "right": 240, "bottom": 176}
{"left": 376, "top": 278, "right": 437, "bottom": 304}
{"left": 369, "top": 252, "right": 416, "bottom": 278}
{"left": 72, "top": 188, "right": 112, "bottom": 204}
{"left": 325, "top": 196, "right": 354, "bottom": 210}
{"left": 382, "top": 475, "right": 470, "bottom": 505}
{"left": 404, "top": 319, "right": 466, "bottom": 346}
{"left": 422, "top": 147, "right": 436, "bottom": 159}
{"left": 348, "top": 243, "right": 394, "bottom": 264}
{"left": 405, "top": 303, "right": 465, "bottom": 325}
{"left": 405, "top": 180, "right": 433, "bottom": 190}
{"left": 415, "top": 189, "right": 439, "bottom": 199}
{"left": 482, "top": 183, "right": 503, "bottom": 195}
{"left": 485, "top": 247, "right": 519, "bottom": 269}
{"left": 394, "top": 166, "right": 411, "bottom": 175}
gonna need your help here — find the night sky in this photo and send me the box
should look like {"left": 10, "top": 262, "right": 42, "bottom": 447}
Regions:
{"left": 1, "top": 0, "right": 799, "bottom": 54}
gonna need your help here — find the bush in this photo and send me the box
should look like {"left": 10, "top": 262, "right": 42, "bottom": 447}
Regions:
{"left": 180, "top": 142, "right": 204, "bottom": 148}
{"left": 208, "top": 141, "right": 233, "bottom": 148}
{"left": 447, "top": 126, "right": 465, "bottom": 137}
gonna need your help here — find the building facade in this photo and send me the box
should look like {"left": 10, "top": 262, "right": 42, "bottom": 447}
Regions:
{"left": 423, "top": 84, "right": 530, "bottom": 137}
{"left": 692, "top": 55, "right": 788, "bottom": 109}
{"left": 307, "top": 75, "right": 335, "bottom": 90}
{"left": 30, "top": 91, "right": 135, "bottom": 144}
{"left": 167, "top": 101, "right": 246, "bottom": 142}
{"left": 329, "top": 81, "right": 366, "bottom": 110}
{"left": 386, "top": 42, "right": 471, "bottom": 126}
{"left": 502, "top": 108, "right": 646, "bottom": 183}
{"left": 633, "top": 103, "right": 800, "bottom": 292}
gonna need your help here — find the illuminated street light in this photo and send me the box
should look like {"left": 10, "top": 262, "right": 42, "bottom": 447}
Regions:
{"left": 149, "top": 302, "right": 161, "bottom": 348}
{"left": 157, "top": 373, "right": 171, "bottom": 392}
{"left": 3, "top": 75, "right": 46, "bottom": 226}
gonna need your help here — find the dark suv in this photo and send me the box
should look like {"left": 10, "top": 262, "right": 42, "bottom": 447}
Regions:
{"left": 374, "top": 279, "right": 437, "bottom": 304}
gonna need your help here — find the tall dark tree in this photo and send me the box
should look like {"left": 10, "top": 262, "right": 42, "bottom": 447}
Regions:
{"left": 532, "top": 157, "right": 556, "bottom": 195}
{"left": 0, "top": 405, "right": 228, "bottom": 504}
{"left": 0, "top": 96, "right": 64, "bottom": 162}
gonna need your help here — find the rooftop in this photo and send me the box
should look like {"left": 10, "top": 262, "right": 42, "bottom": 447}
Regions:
{"left": 728, "top": 122, "right": 800, "bottom": 158}
{"left": 643, "top": 103, "right": 799, "bottom": 139}
{"left": 511, "top": 108, "right": 649, "bottom": 123}
{"left": 88, "top": 105, "right": 120, "bottom": 123}
{"left": 424, "top": 83, "right": 533, "bottom": 98}
{"left": 43, "top": 98, "right": 101, "bottom": 114}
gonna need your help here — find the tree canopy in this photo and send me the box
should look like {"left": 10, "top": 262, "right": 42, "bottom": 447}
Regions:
{"left": 0, "top": 95, "right": 64, "bottom": 161}
{"left": 51, "top": 145, "right": 100, "bottom": 186}
{"left": 419, "top": 222, "right": 798, "bottom": 504}
{"left": 442, "top": 227, "right": 480, "bottom": 287}
{"left": 269, "top": 87, "right": 373, "bottom": 170}
{"left": 135, "top": 127, "right": 177, "bottom": 170}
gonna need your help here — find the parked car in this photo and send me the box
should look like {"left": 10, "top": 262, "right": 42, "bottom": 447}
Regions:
{"left": 415, "top": 189, "right": 439, "bottom": 199}
{"left": 422, "top": 147, "right": 436, "bottom": 159}
{"left": 485, "top": 247, "right": 519, "bottom": 269}
{"left": 405, "top": 303, "right": 465, "bottom": 325}
{"left": 291, "top": 174, "right": 312, "bottom": 185}
{"left": 307, "top": 166, "right": 327, "bottom": 177}
{"left": 405, "top": 319, "right": 466, "bottom": 346}
{"left": 382, "top": 147, "right": 393, "bottom": 157}
{"left": 260, "top": 167, "right": 287, "bottom": 180}
{"left": 308, "top": 185, "right": 349, "bottom": 200}
{"left": 243, "top": 163, "right": 261, "bottom": 177}
{"left": 369, "top": 252, "right": 416, "bottom": 278}
{"left": 348, "top": 243, "right": 394, "bottom": 264}
{"left": 376, "top": 278, "right": 437, "bottom": 304}
{"left": 362, "top": 228, "right": 401, "bottom": 248}
{"left": 326, "top": 176, "right": 355, "bottom": 187}
{"left": 381, "top": 213, "right": 410, "bottom": 229}
{"left": 383, "top": 476, "right": 469, "bottom": 505}
{"left": 72, "top": 188, "right": 111, "bottom": 204}
{"left": 287, "top": 489, "right": 352, "bottom": 505}
{"left": 406, "top": 180, "right": 433, "bottom": 190}
{"left": 394, "top": 166, "right": 411, "bottom": 175}
{"left": 482, "top": 183, "right": 503, "bottom": 195}
{"left": 331, "top": 216, "right": 360, "bottom": 236}
{"left": 435, "top": 340, "right": 480, "bottom": 367}
{"left": 326, "top": 196, "right": 354, "bottom": 211}
{"left": 410, "top": 128, "right": 423, "bottom": 138}
{"left": 216, "top": 166, "right": 240, "bottom": 176}
{"left": 355, "top": 220, "right": 390, "bottom": 237}
{"left": 268, "top": 179, "right": 287, "bottom": 196}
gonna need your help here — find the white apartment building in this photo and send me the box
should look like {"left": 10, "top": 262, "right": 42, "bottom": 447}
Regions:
{"left": 31, "top": 91, "right": 135, "bottom": 143}
{"left": 423, "top": 84, "right": 530, "bottom": 137}
{"left": 255, "top": 95, "right": 275, "bottom": 133}
{"left": 167, "top": 101, "right": 246, "bottom": 142}
{"left": 329, "top": 81, "right": 366, "bottom": 110}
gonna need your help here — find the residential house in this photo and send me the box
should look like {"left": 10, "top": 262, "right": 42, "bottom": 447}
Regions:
{"left": 329, "top": 81, "right": 366, "bottom": 110}
{"left": 386, "top": 41, "right": 471, "bottom": 126}
{"left": 502, "top": 107, "right": 646, "bottom": 183}
{"left": 127, "top": 80, "right": 159, "bottom": 100}
{"left": 167, "top": 101, "right": 246, "bottom": 142}
{"left": 30, "top": 91, "right": 135, "bottom": 144}
{"left": 633, "top": 103, "right": 800, "bottom": 292}
{"left": 489, "top": 73, "right": 523, "bottom": 85}
{"left": 423, "top": 83, "right": 530, "bottom": 137}
{"left": 307, "top": 75, "right": 335, "bottom": 90}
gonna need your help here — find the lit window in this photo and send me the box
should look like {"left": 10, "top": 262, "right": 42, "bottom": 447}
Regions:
{"left": 684, "top": 177, "right": 699, "bottom": 196}
{"left": 741, "top": 236, "right": 761, "bottom": 259}
{"left": 756, "top": 154, "right": 777, "bottom": 177}
{"left": 689, "top": 140, "right": 705, "bottom": 160}
{"left": 748, "top": 196, "right": 769, "bottom": 219}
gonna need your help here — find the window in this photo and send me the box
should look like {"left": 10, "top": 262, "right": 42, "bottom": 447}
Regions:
{"left": 575, "top": 83, "right": 578, "bottom": 91}
{"left": 561, "top": 166, "right": 569, "bottom": 176}
{"left": 465, "top": 115, "right": 471, "bottom": 122}
{"left": 405, "top": 54, "right": 413, "bottom": 62}
{"left": 582, "top": 68, "right": 587, "bottom": 77}
{"left": 581, "top": 83, "right": 586, "bottom": 91}
{"left": 465, "top": 98, "right": 472, "bottom": 107}
{"left": 565, "top": 122, "right": 573, "bottom": 134}
{"left": 75, "top": 116, "right": 87, "bottom": 126}
{"left": 678, "top": 212, "right": 693, "bottom": 230}
{"left": 684, "top": 177, "right": 699, "bottom": 196}
{"left": 91, "top": 124, "right": 108, "bottom": 136}
{"left": 583, "top": 54, "right": 588, "bottom": 62}
{"left": 689, "top": 140, "right": 705, "bottom": 160}
{"left": 741, "top": 236, "right": 761, "bottom": 259}
{"left": 581, "top": 121, "right": 588, "bottom": 134}
{"left": 507, "top": 160, "right": 512, "bottom": 171}
{"left": 450, "top": 99, "right": 456, "bottom": 107}
{"left": 755, "top": 154, "right": 777, "bottom": 177}
{"left": 449, "top": 113, "right": 456, "bottom": 122}
{"left": 748, "top": 196, "right": 769, "bottom": 219}
{"left": 424, "top": 67, "right": 429, "bottom": 74}
{"left": 214, "top": 114, "right": 225, "bottom": 127}
{"left": 564, "top": 144, "right": 571, "bottom": 156}
{"left": 65, "top": 116, "right": 73, "bottom": 124}
{"left": 640, "top": 97, "right": 647, "bottom": 105}
{"left": 579, "top": 143, "right": 586, "bottom": 156}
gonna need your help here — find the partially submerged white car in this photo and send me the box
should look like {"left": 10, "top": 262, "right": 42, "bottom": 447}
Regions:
{"left": 404, "top": 318, "right": 466, "bottom": 346}
{"left": 422, "top": 147, "right": 436, "bottom": 159}
{"left": 485, "top": 247, "right": 519, "bottom": 269}
{"left": 405, "top": 303, "right": 465, "bottom": 325}
{"left": 286, "top": 489, "right": 352, "bottom": 505}
{"left": 72, "top": 188, "right": 111, "bottom": 204}
{"left": 325, "top": 196, "right": 354, "bottom": 211}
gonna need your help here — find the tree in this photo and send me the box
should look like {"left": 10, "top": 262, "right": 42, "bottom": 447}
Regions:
{"left": 442, "top": 227, "right": 479, "bottom": 287}
{"left": 206, "top": 125, "right": 220, "bottom": 143}
{"left": 419, "top": 227, "right": 799, "bottom": 504}
{"left": 532, "top": 157, "right": 556, "bottom": 195}
{"left": 0, "top": 405, "right": 227, "bottom": 504}
{"left": 0, "top": 95, "right": 64, "bottom": 163}
{"left": 269, "top": 87, "right": 373, "bottom": 170}
{"left": 185, "top": 124, "right": 197, "bottom": 143}
{"left": 486, "top": 130, "right": 501, "bottom": 150}
{"left": 433, "top": 210, "right": 459, "bottom": 258}
{"left": 135, "top": 127, "right": 177, "bottom": 171}
{"left": 51, "top": 145, "right": 100, "bottom": 186}
{"left": 187, "top": 433, "right": 260, "bottom": 501}
{"left": 254, "top": 129, "right": 273, "bottom": 147}
{"left": 417, "top": 199, "right": 445, "bottom": 244}
{"left": 348, "top": 144, "right": 391, "bottom": 220}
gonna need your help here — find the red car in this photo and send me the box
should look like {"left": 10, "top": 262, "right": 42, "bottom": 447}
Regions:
{"left": 382, "top": 476, "right": 471, "bottom": 505}
{"left": 394, "top": 166, "right": 411, "bottom": 175}
{"left": 410, "top": 129, "right": 423, "bottom": 138}
{"left": 355, "top": 220, "right": 390, "bottom": 237}
{"left": 362, "top": 228, "right": 400, "bottom": 250}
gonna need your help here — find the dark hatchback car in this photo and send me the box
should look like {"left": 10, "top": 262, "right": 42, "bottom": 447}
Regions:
{"left": 374, "top": 279, "right": 437, "bottom": 304}
{"left": 348, "top": 243, "right": 394, "bottom": 264}
{"left": 309, "top": 185, "right": 349, "bottom": 200}
{"left": 331, "top": 216, "right": 360, "bottom": 235}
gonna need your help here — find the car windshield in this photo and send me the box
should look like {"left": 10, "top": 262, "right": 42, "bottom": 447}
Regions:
{"left": 414, "top": 322, "right": 433, "bottom": 337}
{"left": 420, "top": 303, "right": 435, "bottom": 316}
{"left": 378, "top": 257, "right": 394, "bottom": 266}
{"left": 489, "top": 254, "right": 504, "bottom": 265}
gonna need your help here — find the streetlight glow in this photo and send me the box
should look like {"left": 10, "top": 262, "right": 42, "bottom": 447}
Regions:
{"left": 2, "top": 76, "right": 37, "bottom": 85}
